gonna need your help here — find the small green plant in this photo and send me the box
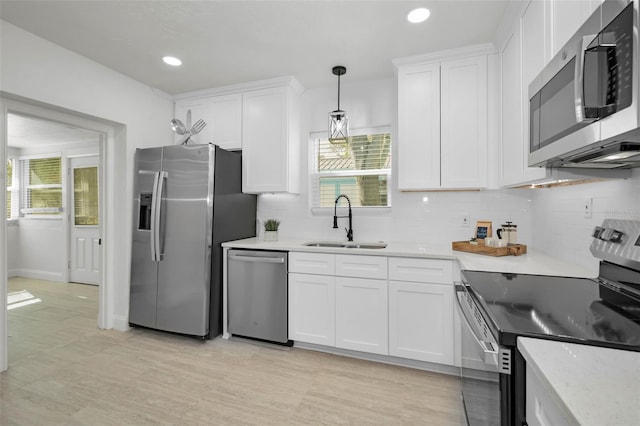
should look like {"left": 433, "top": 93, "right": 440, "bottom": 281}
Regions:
{"left": 264, "top": 219, "right": 280, "bottom": 232}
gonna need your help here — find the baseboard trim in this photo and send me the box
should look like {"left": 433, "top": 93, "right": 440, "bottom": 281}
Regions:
{"left": 293, "top": 341, "right": 461, "bottom": 376}
{"left": 112, "top": 315, "right": 131, "bottom": 332}
{"left": 12, "top": 269, "right": 64, "bottom": 282}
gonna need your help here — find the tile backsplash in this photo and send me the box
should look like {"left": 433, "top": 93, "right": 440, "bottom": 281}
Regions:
{"left": 258, "top": 189, "right": 534, "bottom": 246}
{"left": 258, "top": 169, "right": 639, "bottom": 277}
{"left": 530, "top": 169, "right": 640, "bottom": 275}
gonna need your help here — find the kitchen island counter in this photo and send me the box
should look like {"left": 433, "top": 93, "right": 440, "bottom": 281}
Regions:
{"left": 518, "top": 337, "right": 640, "bottom": 426}
{"left": 222, "top": 238, "right": 593, "bottom": 277}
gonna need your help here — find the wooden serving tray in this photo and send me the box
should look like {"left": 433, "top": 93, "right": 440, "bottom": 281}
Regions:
{"left": 452, "top": 241, "right": 527, "bottom": 257}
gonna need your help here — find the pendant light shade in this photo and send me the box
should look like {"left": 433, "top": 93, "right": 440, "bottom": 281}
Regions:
{"left": 329, "top": 66, "right": 349, "bottom": 142}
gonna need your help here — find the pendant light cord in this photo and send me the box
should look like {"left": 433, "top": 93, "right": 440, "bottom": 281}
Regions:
{"left": 337, "top": 73, "right": 341, "bottom": 111}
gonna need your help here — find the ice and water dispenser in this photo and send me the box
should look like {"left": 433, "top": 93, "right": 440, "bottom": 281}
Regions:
{"left": 138, "top": 193, "right": 152, "bottom": 230}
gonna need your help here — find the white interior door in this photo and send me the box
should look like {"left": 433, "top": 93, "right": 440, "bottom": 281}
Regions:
{"left": 69, "top": 156, "right": 101, "bottom": 285}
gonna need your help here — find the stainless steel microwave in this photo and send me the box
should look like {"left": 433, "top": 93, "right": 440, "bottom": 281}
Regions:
{"left": 529, "top": 0, "right": 640, "bottom": 168}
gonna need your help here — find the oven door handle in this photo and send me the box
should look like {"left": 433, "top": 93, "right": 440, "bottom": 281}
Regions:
{"left": 454, "top": 285, "right": 501, "bottom": 370}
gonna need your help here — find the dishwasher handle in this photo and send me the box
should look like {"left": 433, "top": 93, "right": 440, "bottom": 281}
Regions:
{"left": 229, "top": 253, "right": 286, "bottom": 264}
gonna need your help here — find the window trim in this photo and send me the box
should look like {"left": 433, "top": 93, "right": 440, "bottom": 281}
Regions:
{"left": 309, "top": 126, "right": 392, "bottom": 215}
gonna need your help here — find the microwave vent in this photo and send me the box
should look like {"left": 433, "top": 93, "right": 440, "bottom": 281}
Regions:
{"left": 562, "top": 142, "right": 640, "bottom": 167}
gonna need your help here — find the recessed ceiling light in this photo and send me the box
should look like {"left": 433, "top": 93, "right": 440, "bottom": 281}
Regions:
{"left": 407, "top": 8, "right": 430, "bottom": 24}
{"left": 162, "top": 56, "right": 182, "bottom": 66}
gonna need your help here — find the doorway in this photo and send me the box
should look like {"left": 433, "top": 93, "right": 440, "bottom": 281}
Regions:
{"left": 1, "top": 92, "right": 127, "bottom": 372}
{"left": 5, "top": 113, "right": 103, "bottom": 366}
{"left": 69, "top": 156, "right": 101, "bottom": 285}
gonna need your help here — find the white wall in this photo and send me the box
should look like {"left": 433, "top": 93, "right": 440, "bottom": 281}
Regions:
{"left": 258, "top": 78, "right": 536, "bottom": 246}
{"left": 1, "top": 21, "right": 174, "bottom": 329}
{"left": 7, "top": 223, "right": 18, "bottom": 277}
{"left": 531, "top": 169, "right": 640, "bottom": 275}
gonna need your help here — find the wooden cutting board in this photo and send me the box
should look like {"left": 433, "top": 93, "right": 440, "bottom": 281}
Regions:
{"left": 452, "top": 241, "right": 527, "bottom": 257}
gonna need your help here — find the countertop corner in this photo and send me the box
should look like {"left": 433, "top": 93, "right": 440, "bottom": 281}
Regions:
{"left": 517, "top": 337, "right": 640, "bottom": 426}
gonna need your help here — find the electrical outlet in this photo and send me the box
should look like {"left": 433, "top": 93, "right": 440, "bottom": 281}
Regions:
{"left": 462, "top": 214, "right": 471, "bottom": 227}
{"left": 583, "top": 198, "right": 592, "bottom": 219}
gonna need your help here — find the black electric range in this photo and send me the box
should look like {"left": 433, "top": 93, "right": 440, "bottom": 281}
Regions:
{"left": 461, "top": 266, "right": 640, "bottom": 350}
{"left": 457, "top": 219, "right": 640, "bottom": 426}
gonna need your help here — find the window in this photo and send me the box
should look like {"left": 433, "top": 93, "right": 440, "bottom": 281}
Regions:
{"left": 20, "top": 156, "right": 63, "bottom": 216}
{"left": 311, "top": 130, "right": 392, "bottom": 208}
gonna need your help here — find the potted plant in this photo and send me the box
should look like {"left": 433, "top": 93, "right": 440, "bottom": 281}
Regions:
{"left": 263, "top": 219, "right": 280, "bottom": 242}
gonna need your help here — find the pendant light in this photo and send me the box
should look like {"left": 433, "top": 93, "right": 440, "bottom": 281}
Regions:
{"left": 329, "top": 65, "right": 349, "bottom": 142}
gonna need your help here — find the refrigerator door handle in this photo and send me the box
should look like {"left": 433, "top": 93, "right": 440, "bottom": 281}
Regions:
{"left": 153, "top": 171, "right": 168, "bottom": 261}
{"left": 150, "top": 171, "right": 160, "bottom": 261}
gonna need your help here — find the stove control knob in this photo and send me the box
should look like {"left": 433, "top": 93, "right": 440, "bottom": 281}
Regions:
{"left": 598, "top": 227, "right": 624, "bottom": 243}
{"left": 592, "top": 226, "right": 604, "bottom": 238}
{"left": 609, "top": 229, "right": 624, "bottom": 243}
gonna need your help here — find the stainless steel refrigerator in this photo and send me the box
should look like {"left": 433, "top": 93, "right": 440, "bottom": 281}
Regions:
{"left": 129, "top": 144, "right": 256, "bottom": 339}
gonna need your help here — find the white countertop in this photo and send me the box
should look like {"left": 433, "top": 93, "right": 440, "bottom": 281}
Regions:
{"left": 518, "top": 337, "right": 640, "bottom": 426}
{"left": 222, "top": 237, "right": 594, "bottom": 277}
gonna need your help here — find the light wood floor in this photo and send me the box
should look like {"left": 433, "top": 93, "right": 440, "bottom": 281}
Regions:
{"left": 2, "top": 277, "right": 464, "bottom": 425}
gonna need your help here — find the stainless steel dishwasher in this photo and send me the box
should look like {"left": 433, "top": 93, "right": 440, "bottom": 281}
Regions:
{"left": 227, "top": 249, "right": 290, "bottom": 345}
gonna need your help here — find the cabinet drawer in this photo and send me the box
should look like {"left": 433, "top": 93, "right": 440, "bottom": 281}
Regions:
{"left": 289, "top": 252, "right": 335, "bottom": 275}
{"left": 336, "top": 255, "right": 387, "bottom": 279}
{"left": 388, "top": 257, "right": 452, "bottom": 284}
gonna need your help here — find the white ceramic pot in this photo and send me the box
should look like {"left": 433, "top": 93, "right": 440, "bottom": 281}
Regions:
{"left": 264, "top": 231, "right": 278, "bottom": 242}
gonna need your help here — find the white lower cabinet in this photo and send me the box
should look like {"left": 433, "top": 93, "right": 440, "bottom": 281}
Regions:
{"left": 388, "top": 280, "right": 454, "bottom": 364}
{"left": 288, "top": 272, "right": 335, "bottom": 346}
{"left": 335, "top": 277, "right": 388, "bottom": 355}
{"left": 288, "top": 252, "right": 455, "bottom": 366}
{"left": 388, "top": 257, "right": 454, "bottom": 365}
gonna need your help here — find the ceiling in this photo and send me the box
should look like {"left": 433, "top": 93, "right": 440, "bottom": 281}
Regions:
{"left": 0, "top": 0, "right": 509, "bottom": 95}
{"left": 7, "top": 114, "right": 101, "bottom": 149}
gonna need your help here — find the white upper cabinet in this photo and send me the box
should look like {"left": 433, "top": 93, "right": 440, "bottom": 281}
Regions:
{"left": 498, "top": 0, "right": 549, "bottom": 187}
{"left": 207, "top": 94, "right": 242, "bottom": 151}
{"left": 242, "top": 84, "right": 300, "bottom": 194}
{"left": 441, "top": 55, "right": 488, "bottom": 189}
{"left": 551, "top": 0, "right": 603, "bottom": 58}
{"left": 174, "top": 77, "right": 302, "bottom": 194}
{"left": 174, "top": 94, "right": 242, "bottom": 150}
{"left": 395, "top": 46, "right": 492, "bottom": 191}
{"left": 174, "top": 99, "right": 214, "bottom": 146}
{"left": 397, "top": 63, "right": 441, "bottom": 189}
{"left": 500, "top": 29, "right": 525, "bottom": 186}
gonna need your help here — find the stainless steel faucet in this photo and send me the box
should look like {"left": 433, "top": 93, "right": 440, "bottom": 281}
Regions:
{"left": 333, "top": 194, "right": 353, "bottom": 241}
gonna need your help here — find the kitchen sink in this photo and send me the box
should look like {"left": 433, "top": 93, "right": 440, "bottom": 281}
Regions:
{"left": 303, "top": 241, "right": 387, "bottom": 249}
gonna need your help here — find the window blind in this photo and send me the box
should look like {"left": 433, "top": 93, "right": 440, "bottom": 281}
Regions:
{"left": 20, "top": 156, "right": 63, "bottom": 215}
{"left": 312, "top": 132, "right": 391, "bottom": 208}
